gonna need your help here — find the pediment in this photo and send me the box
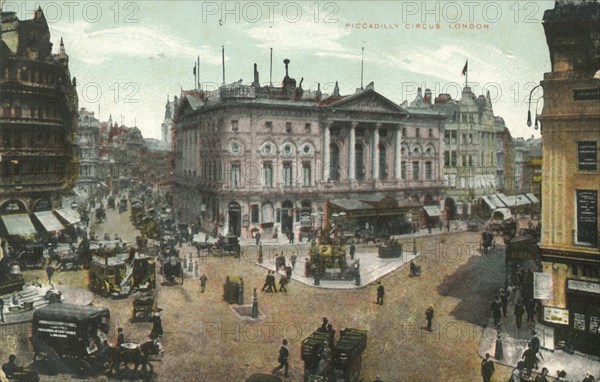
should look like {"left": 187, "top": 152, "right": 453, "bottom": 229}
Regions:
{"left": 328, "top": 90, "right": 406, "bottom": 114}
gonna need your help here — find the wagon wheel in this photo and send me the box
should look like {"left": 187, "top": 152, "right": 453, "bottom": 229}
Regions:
{"left": 74, "top": 358, "right": 92, "bottom": 377}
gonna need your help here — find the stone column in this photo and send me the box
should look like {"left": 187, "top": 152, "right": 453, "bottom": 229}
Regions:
{"left": 395, "top": 125, "right": 402, "bottom": 179}
{"left": 349, "top": 122, "right": 357, "bottom": 180}
{"left": 372, "top": 124, "right": 380, "bottom": 180}
{"left": 323, "top": 123, "right": 331, "bottom": 181}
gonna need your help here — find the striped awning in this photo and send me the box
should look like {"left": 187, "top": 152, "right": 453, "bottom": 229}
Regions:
{"left": 34, "top": 211, "right": 65, "bottom": 232}
{"left": 55, "top": 208, "right": 81, "bottom": 225}
{"left": 1, "top": 214, "right": 37, "bottom": 236}
{"left": 526, "top": 193, "right": 540, "bottom": 204}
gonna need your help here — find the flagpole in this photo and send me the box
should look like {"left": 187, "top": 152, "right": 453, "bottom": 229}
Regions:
{"left": 360, "top": 46, "right": 364, "bottom": 90}
{"left": 222, "top": 45, "right": 225, "bottom": 86}
{"left": 269, "top": 47, "right": 273, "bottom": 87}
{"left": 465, "top": 60, "right": 468, "bottom": 88}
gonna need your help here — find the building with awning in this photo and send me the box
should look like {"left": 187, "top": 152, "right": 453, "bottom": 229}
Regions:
{"left": 54, "top": 208, "right": 81, "bottom": 226}
{"left": 33, "top": 211, "right": 66, "bottom": 232}
{"left": 0, "top": 214, "right": 38, "bottom": 236}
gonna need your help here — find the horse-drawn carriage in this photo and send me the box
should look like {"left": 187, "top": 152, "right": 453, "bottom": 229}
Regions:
{"left": 95, "top": 207, "right": 106, "bottom": 223}
{"left": 161, "top": 255, "right": 184, "bottom": 285}
{"left": 88, "top": 252, "right": 156, "bottom": 298}
{"left": 208, "top": 235, "right": 240, "bottom": 257}
{"left": 31, "top": 304, "right": 160, "bottom": 379}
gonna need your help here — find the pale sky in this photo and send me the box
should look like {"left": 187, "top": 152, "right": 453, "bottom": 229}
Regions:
{"left": 4, "top": 1, "right": 555, "bottom": 139}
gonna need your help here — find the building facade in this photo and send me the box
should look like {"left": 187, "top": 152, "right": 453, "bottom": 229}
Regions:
{"left": 161, "top": 95, "right": 178, "bottom": 149}
{"left": 513, "top": 136, "right": 542, "bottom": 196}
{"left": 75, "top": 107, "right": 100, "bottom": 198}
{"left": 0, "top": 8, "right": 78, "bottom": 236}
{"left": 494, "top": 117, "right": 514, "bottom": 195}
{"left": 537, "top": 0, "right": 600, "bottom": 355}
{"left": 430, "top": 88, "right": 498, "bottom": 218}
{"left": 173, "top": 61, "right": 445, "bottom": 239}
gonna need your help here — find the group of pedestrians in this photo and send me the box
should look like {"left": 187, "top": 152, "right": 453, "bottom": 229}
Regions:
{"left": 261, "top": 270, "right": 288, "bottom": 293}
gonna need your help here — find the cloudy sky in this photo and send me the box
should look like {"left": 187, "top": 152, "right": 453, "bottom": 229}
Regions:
{"left": 5, "top": 1, "right": 555, "bottom": 139}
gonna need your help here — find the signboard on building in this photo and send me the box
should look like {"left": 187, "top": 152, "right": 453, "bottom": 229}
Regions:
{"left": 576, "top": 190, "right": 598, "bottom": 247}
{"left": 573, "top": 87, "right": 600, "bottom": 101}
{"left": 577, "top": 141, "right": 597, "bottom": 171}
{"left": 574, "top": 313, "right": 586, "bottom": 330}
{"left": 534, "top": 272, "right": 552, "bottom": 300}
{"left": 543, "top": 306, "right": 569, "bottom": 325}
{"left": 567, "top": 279, "right": 600, "bottom": 295}
{"left": 590, "top": 316, "right": 600, "bottom": 334}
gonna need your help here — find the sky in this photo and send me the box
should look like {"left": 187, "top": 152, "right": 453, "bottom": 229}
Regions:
{"left": 3, "top": 0, "right": 555, "bottom": 139}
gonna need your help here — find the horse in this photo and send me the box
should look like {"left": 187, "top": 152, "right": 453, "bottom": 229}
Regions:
{"left": 104, "top": 340, "right": 161, "bottom": 380}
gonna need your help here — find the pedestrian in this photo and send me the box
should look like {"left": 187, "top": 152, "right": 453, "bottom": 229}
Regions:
{"left": 199, "top": 274, "right": 208, "bottom": 293}
{"left": 494, "top": 334, "right": 503, "bottom": 360}
{"left": 529, "top": 330, "right": 540, "bottom": 354}
{"left": 526, "top": 299, "right": 537, "bottom": 323}
{"left": 500, "top": 289, "right": 509, "bottom": 317}
{"left": 261, "top": 271, "right": 271, "bottom": 292}
{"left": 320, "top": 317, "right": 328, "bottom": 332}
{"left": 349, "top": 242, "right": 356, "bottom": 260}
{"left": 534, "top": 367, "right": 549, "bottom": 382}
{"left": 0, "top": 297, "right": 4, "bottom": 322}
{"left": 269, "top": 272, "right": 278, "bottom": 293}
{"left": 279, "top": 275, "right": 288, "bottom": 293}
{"left": 290, "top": 254, "right": 297, "bottom": 270}
{"left": 480, "top": 353, "right": 495, "bottom": 382}
{"left": 425, "top": 305, "right": 434, "bottom": 331}
{"left": 255, "top": 231, "right": 261, "bottom": 246}
{"left": 46, "top": 264, "right": 55, "bottom": 285}
{"left": 115, "top": 327, "right": 125, "bottom": 348}
{"left": 511, "top": 361, "right": 525, "bottom": 382}
{"left": 376, "top": 282, "right": 384, "bottom": 305}
{"left": 514, "top": 300, "right": 525, "bottom": 329}
{"left": 491, "top": 296, "right": 502, "bottom": 327}
{"left": 522, "top": 344, "right": 539, "bottom": 371}
{"left": 149, "top": 311, "right": 163, "bottom": 340}
{"left": 272, "top": 339, "right": 289, "bottom": 377}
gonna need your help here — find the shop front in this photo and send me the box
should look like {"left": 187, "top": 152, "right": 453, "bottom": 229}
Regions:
{"left": 565, "top": 279, "right": 600, "bottom": 355}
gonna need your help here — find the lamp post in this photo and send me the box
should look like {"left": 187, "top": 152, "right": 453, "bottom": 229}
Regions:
{"left": 527, "top": 85, "right": 543, "bottom": 130}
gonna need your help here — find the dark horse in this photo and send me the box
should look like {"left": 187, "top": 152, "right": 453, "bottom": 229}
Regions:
{"left": 105, "top": 340, "right": 161, "bottom": 380}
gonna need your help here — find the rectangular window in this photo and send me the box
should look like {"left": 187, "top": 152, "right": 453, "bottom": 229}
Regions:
{"left": 283, "top": 162, "right": 293, "bottom": 186}
{"left": 415, "top": 128, "right": 420, "bottom": 138}
{"left": 401, "top": 161, "right": 407, "bottom": 180}
{"left": 263, "top": 163, "right": 273, "bottom": 187}
{"left": 444, "top": 151, "right": 450, "bottom": 166}
{"left": 429, "top": 128, "right": 433, "bottom": 138}
{"left": 402, "top": 127, "right": 407, "bottom": 137}
{"left": 451, "top": 151, "right": 457, "bottom": 167}
{"left": 462, "top": 155, "right": 467, "bottom": 167}
{"left": 577, "top": 141, "right": 597, "bottom": 171}
{"left": 251, "top": 204, "right": 259, "bottom": 224}
{"left": 302, "top": 162, "right": 311, "bottom": 187}
{"left": 305, "top": 123, "right": 311, "bottom": 133}
{"left": 575, "top": 189, "right": 598, "bottom": 247}
{"left": 286, "top": 122, "right": 292, "bottom": 134}
{"left": 412, "top": 161, "right": 419, "bottom": 180}
{"left": 444, "top": 131, "right": 450, "bottom": 144}
{"left": 231, "top": 120, "right": 238, "bottom": 132}
{"left": 230, "top": 163, "right": 240, "bottom": 188}
{"left": 425, "top": 161, "right": 432, "bottom": 180}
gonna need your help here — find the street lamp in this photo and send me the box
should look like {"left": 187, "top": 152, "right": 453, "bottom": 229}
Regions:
{"left": 527, "top": 85, "right": 543, "bottom": 130}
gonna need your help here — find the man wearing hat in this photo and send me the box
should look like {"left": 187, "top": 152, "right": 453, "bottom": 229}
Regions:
{"left": 480, "top": 353, "right": 495, "bottom": 382}
{"left": 272, "top": 339, "right": 289, "bottom": 377}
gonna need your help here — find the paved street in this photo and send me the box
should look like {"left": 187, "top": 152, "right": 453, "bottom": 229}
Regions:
{"left": 0, "top": 207, "right": 582, "bottom": 382}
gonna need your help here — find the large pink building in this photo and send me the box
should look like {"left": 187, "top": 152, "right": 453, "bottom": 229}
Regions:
{"left": 173, "top": 60, "right": 445, "bottom": 239}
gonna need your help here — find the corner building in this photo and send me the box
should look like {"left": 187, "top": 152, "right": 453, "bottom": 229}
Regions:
{"left": 0, "top": 8, "right": 78, "bottom": 234}
{"left": 537, "top": 0, "right": 600, "bottom": 354}
{"left": 173, "top": 61, "right": 445, "bottom": 239}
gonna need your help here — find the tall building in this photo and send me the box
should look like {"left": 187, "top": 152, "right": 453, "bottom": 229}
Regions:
{"left": 431, "top": 88, "right": 498, "bottom": 218}
{"left": 513, "top": 136, "right": 542, "bottom": 195}
{"left": 0, "top": 8, "right": 78, "bottom": 235}
{"left": 537, "top": 0, "right": 599, "bottom": 355}
{"left": 75, "top": 107, "right": 100, "bottom": 199}
{"left": 161, "top": 95, "right": 178, "bottom": 149}
{"left": 494, "top": 117, "right": 514, "bottom": 195}
{"left": 173, "top": 60, "right": 445, "bottom": 239}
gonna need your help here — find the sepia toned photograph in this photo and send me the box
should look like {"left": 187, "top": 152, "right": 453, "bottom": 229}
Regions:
{"left": 0, "top": 1, "right": 599, "bottom": 381}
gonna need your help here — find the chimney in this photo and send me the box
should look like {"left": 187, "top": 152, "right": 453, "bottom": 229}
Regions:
{"left": 424, "top": 88, "right": 432, "bottom": 105}
{"left": 253, "top": 63, "right": 260, "bottom": 87}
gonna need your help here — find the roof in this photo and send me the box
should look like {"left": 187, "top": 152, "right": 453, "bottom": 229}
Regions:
{"left": 1, "top": 214, "right": 37, "bottom": 236}
{"left": 55, "top": 208, "right": 81, "bottom": 225}
{"left": 423, "top": 205, "right": 442, "bottom": 217}
{"left": 33, "top": 303, "right": 109, "bottom": 323}
{"left": 34, "top": 211, "right": 65, "bottom": 232}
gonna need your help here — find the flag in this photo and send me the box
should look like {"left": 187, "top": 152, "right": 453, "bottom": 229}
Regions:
{"left": 193, "top": 63, "right": 196, "bottom": 76}
{"left": 461, "top": 60, "right": 468, "bottom": 76}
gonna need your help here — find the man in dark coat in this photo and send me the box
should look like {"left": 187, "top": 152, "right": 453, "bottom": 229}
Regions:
{"left": 526, "top": 299, "right": 537, "bottom": 323}
{"left": 46, "top": 264, "right": 55, "bottom": 284}
{"left": 500, "top": 289, "right": 509, "bottom": 317}
{"left": 480, "top": 353, "right": 495, "bottom": 382}
{"left": 272, "top": 339, "right": 289, "bottom": 377}
{"left": 261, "top": 272, "right": 271, "bottom": 292}
{"left": 349, "top": 243, "right": 356, "bottom": 260}
{"left": 376, "top": 283, "right": 384, "bottom": 305}
{"left": 149, "top": 312, "right": 163, "bottom": 339}
{"left": 425, "top": 305, "right": 434, "bottom": 331}
{"left": 490, "top": 297, "right": 502, "bottom": 327}
{"left": 514, "top": 300, "right": 525, "bottom": 329}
